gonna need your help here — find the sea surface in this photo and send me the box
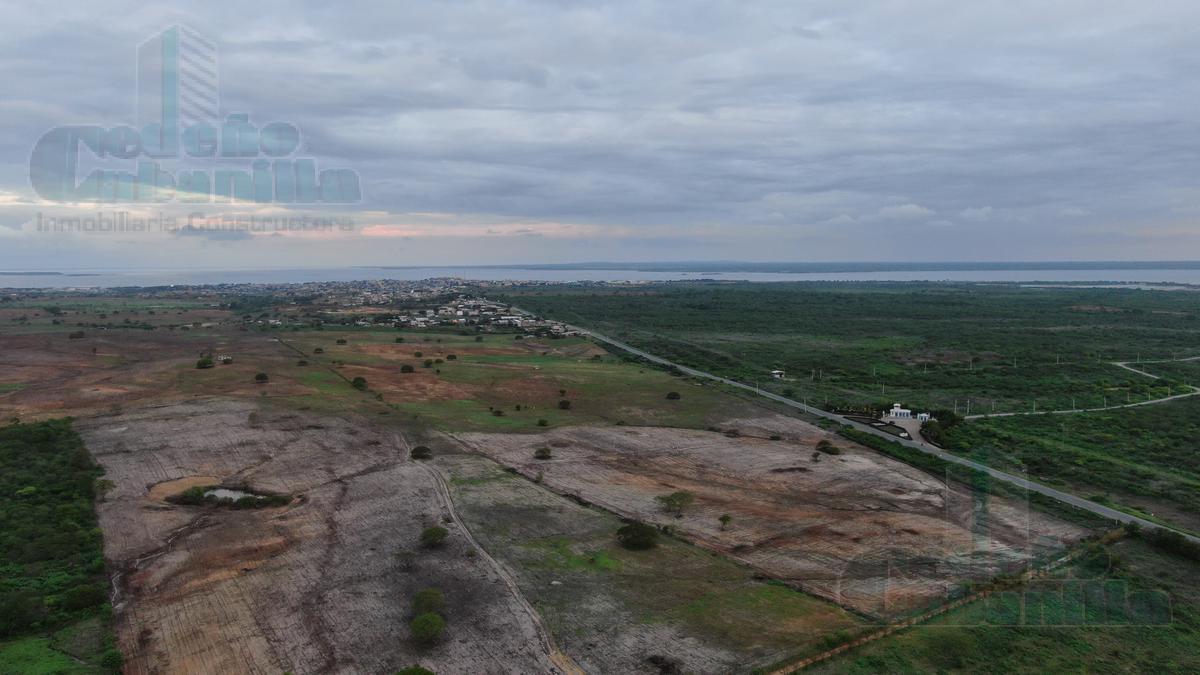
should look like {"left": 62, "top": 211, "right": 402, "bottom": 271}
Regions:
{"left": 4, "top": 265, "right": 1200, "bottom": 289}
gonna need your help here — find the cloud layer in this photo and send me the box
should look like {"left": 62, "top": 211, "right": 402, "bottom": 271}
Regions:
{"left": 2, "top": 1, "right": 1199, "bottom": 267}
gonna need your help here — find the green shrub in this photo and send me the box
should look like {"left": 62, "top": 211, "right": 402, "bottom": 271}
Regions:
{"left": 411, "top": 446, "right": 433, "bottom": 460}
{"left": 254, "top": 373, "right": 269, "bottom": 383}
{"left": 616, "top": 522, "right": 659, "bottom": 550}
{"left": 410, "top": 612, "right": 445, "bottom": 644}
{"left": 196, "top": 356, "right": 214, "bottom": 369}
{"left": 351, "top": 376, "right": 368, "bottom": 391}
{"left": 534, "top": 447, "right": 553, "bottom": 460}
{"left": 420, "top": 526, "right": 449, "bottom": 547}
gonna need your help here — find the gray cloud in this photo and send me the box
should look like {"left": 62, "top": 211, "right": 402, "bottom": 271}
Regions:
{"left": 1, "top": 1, "right": 1199, "bottom": 267}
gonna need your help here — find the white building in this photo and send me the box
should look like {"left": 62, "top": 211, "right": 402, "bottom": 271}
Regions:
{"left": 770, "top": 369, "right": 786, "bottom": 379}
{"left": 888, "top": 403, "right": 913, "bottom": 419}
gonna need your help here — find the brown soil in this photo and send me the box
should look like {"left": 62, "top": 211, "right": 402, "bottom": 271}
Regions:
{"left": 79, "top": 399, "right": 565, "bottom": 674}
{"left": 454, "top": 415, "right": 1087, "bottom": 619}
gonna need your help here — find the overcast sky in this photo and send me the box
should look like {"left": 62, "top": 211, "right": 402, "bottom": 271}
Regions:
{"left": 2, "top": 1, "right": 1199, "bottom": 269}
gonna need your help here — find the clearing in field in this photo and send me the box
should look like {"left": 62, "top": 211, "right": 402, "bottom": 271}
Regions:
{"left": 455, "top": 414, "right": 1086, "bottom": 619}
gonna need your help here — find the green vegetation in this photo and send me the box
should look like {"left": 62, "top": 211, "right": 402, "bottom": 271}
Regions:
{"left": 616, "top": 521, "right": 660, "bottom": 550}
{"left": 945, "top": 397, "right": 1200, "bottom": 530}
{"left": 655, "top": 490, "right": 695, "bottom": 517}
{"left": 506, "top": 283, "right": 1200, "bottom": 414}
{"left": 395, "top": 666, "right": 434, "bottom": 675}
{"left": 410, "top": 446, "right": 433, "bottom": 460}
{"left": 0, "top": 419, "right": 118, "bottom": 672}
{"left": 812, "top": 536, "right": 1200, "bottom": 674}
{"left": 534, "top": 447, "right": 553, "bottom": 460}
{"left": 420, "top": 526, "right": 449, "bottom": 548}
{"left": 409, "top": 612, "right": 445, "bottom": 645}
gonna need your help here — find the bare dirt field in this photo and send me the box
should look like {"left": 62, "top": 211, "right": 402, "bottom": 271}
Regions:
{"left": 78, "top": 398, "right": 566, "bottom": 674}
{"left": 454, "top": 414, "right": 1088, "bottom": 619}
{"left": 431, "top": 451, "right": 864, "bottom": 674}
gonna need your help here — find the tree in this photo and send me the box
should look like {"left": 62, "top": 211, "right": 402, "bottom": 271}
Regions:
{"left": 196, "top": 356, "right": 215, "bottom": 369}
{"left": 557, "top": 399, "right": 571, "bottom": 410}
{"left": 401, "top": 364, "right": 415, "bottom": 373}
{"left": 411, "top": 446, "right": 432, "bottom": 460}
{"left": 423, "top": 359, "right": 434, "bottom": 368}
{"left": 719, "top": 514, "right": 732, "bottom": 530}
{"left": 254, "top": 373, "right": 270, "bottom": 384}
{"left": 665, "top": 391, "right": 681, "bottom": 400}
{"left": 314, "top": 347, "right": 324, "bottom": 354}
{"left": 414, "top": 351, "right": 423, "bottom": 357}
{"left": 536, "top": 419, "right": 549, "bottom": 427}
{"left": 475, "top": 336, "right": 483, "bottom": 342}
{"left": 656, "top": 491, "right": 695, "bottom": 517}
{"left": 296, "top": 360, "right": 308, "bottom": 366}
{"left": 412, "top": 588, "right": 445, "bottom": 615}
{"left": 395, "top": 337, "right": 405, "bottom": 343}
{"left": 616, "top": 522, "right": 659, "bottom": 550}
{"left": 446, "top": 354, "right": 457, "bottom": 360}
{"left": 351, "top": 376, "right": 368, "bottom": 391}
{"left": 396, "top": 666, "right": 434, "bottom": 675}
{"left": 420, "top": 526, "right": 448, "bottom": 547}
{"left": 68, "top": 331, "right": 85, "bottom": 339}
{"left": 336, "top": 338, "right": 348, "bottom": 345}
{"left": 409, "top": 612, "right": 445, "bottom": 645}
{"left": 534, "top": 447, "right": 553, "bottom": 460}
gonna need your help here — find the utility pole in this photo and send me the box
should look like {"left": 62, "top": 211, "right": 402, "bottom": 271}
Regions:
{"left": 966, "top": 398, "right": 971, "bottom": 416}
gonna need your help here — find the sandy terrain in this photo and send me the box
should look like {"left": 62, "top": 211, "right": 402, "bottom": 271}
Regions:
{"left": 454, "top": 415, "right": 1087, "bottom": 618}
{"left": 79, "top": 398, "right": 565, "bottom": 674}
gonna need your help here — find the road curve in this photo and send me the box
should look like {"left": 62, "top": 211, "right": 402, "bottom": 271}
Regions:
{"left": 564, "top": 323, "right": 1200, "bottom": 545}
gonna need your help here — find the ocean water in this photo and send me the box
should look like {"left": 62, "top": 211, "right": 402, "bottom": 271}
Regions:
{"left": 3, "top": 266, "right": 1200, "bottom": 289}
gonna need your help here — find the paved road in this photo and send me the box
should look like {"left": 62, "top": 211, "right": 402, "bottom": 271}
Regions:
{"left": 566, "top": 323, "right": 1200, "bottom": 544}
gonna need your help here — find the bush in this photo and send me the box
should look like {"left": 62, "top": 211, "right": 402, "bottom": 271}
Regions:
{"left": 816, "top": 439, "right": 841, "bottom": 455}
{"left": 100, "top": 648, "right": 124, "bottom": 671}
{"left": 536, "top": 419, "right": 549, "bottom": 427}
{"left": 68, "top": 331, "right": 86, "bottom": 339}
{"left": 196, "top": 356, "right": 214, "bottom": 369}
{"left": 395, "top": 337, "right": 405, "bottom": 343}
{"left": 0, "top": 591, "right": 42, "bottom": 638}
{"left": 412, "top": 588, "right": 445, "bottom": 615}
{"left": 656, "top": 491, "right": 695, "bottom": 517}
{"left": 396, "top": 667, "right": 434, "bottom": 675}
{"left": 558, "top": 399, "right": 571, "bottom": 410}
{"left": 60, "top": 584, "right": 106, "bottom": 611}
{"left": 401, "top": 364, "right": 415, "bottom": 373}
{"left": 254, "top": 373, "right": 269, "bottom": 384}
{"left": 423, "top": 359, "right": 434, "bottom": 368}
{"left": 314, "top": 347, "right": 324, "bottom": 354}
{"left": 410, "top": 612, "right": 445, "bottom": 645}
{"left": 296, "top": 360, "right": 308, "bottom": 366}
{"left": 351, "top": 376, "right": 368, "bottom": 391}
{"left": 411, "top": 446, "right": 432, "bottom": 460}
{"left": 446, "top": 354, "right": 457, "bottom": 360}
{"left": 414, "top": 351, "right": 423, "bottom": 357}
{"left": 534, "top": 447, "right": 553, "bottom": 460}
{"left": 336, "top": 338, "right": 348, "bottom": 345}
{"left": 665, "top": 391, "right": 681, "bottom": 400}
{"left": 616, "top": 522, "right": 659, "bottom": 550}
{"left": 420, "top": 526, "right": 449, "bottom": 547}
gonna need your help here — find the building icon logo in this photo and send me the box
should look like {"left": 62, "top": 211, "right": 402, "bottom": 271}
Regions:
{"left": 30, "top": 25, "right": 362, "bottom": 205}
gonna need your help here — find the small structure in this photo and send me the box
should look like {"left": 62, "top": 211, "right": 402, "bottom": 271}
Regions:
{"left": 916, "top": 412, "right": 931, "bottom": 422}
{"left": 770, "top": 369, "right": 786, "bottom": 379}
{"left": 888, "top": 403, "right": 913, "bottom": 419}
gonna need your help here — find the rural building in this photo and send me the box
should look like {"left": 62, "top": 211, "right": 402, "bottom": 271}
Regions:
{"left": 888, "top": 403, "right": 913, "bottom": 419}
{"left": 770, "top": 369, "right": 786, "bottom": 379}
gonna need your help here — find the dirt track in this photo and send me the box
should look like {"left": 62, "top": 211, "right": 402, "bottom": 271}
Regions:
{"left": 455, "top": 415, "right": 1086, "bottom": 618}
{"left": 79, "top": 398, "right": 563, "bottom": 674}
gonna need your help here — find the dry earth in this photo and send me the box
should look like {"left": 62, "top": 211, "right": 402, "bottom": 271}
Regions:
{"left": 78, "top": 398, "right": 564, "bottom": 674}
{"left": 455, "top": 414, "right": 1087, "bottom": 618}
